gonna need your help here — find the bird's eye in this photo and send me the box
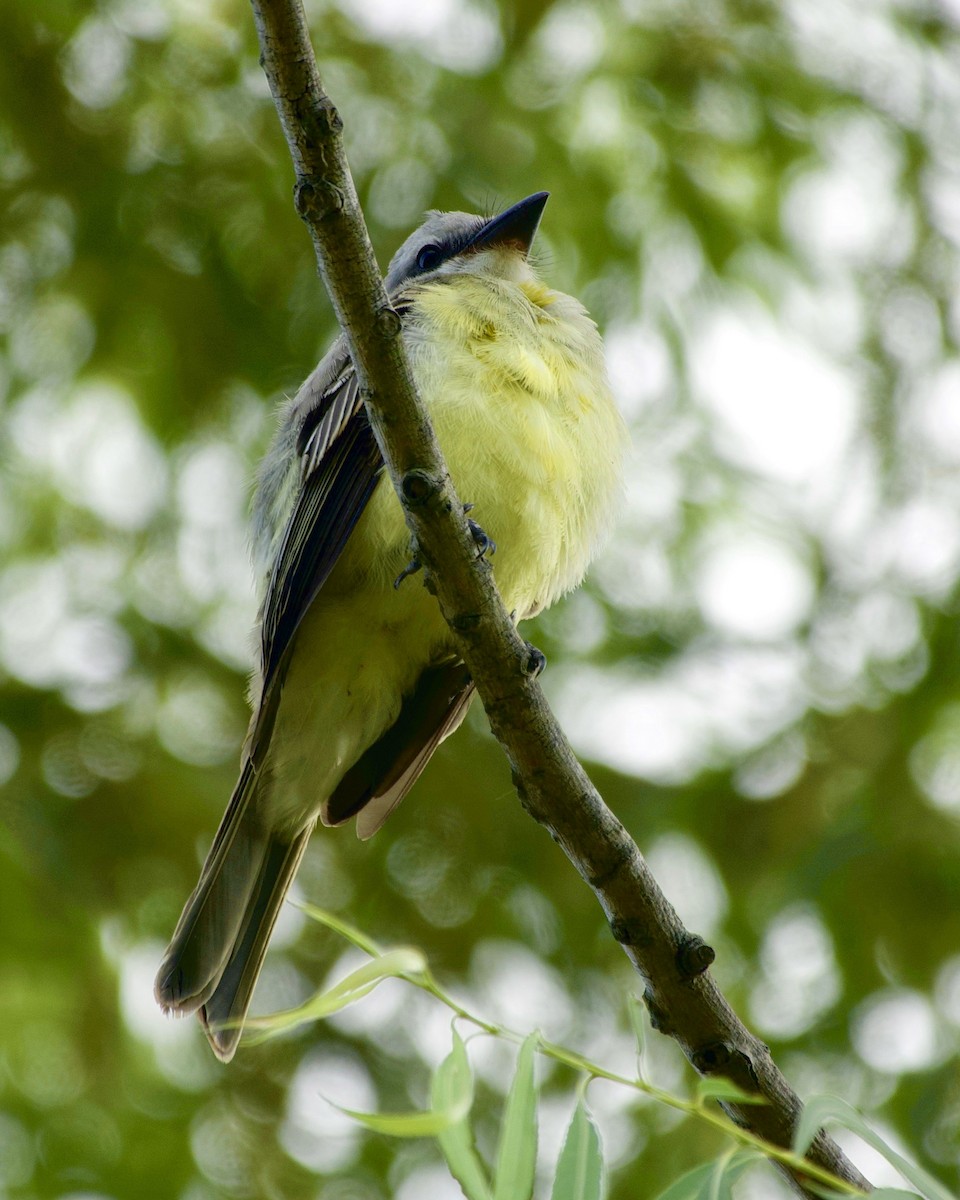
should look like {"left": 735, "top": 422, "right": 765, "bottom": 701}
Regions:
{"left": 416, "top": 244, "right": 443, "bottom": 272}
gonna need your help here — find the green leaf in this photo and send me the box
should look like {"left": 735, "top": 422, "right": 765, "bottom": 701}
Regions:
{"left": 336, "top": 1105, "right": 463, "bottom": 1137}
{"left": 336, "top": 1030, "right": 476, "bottom": 1140}
{"left": 651, "top": 1152, "right": 759, "bottom": 1200}
{"left": 492, "top": 1032, "right": 540, "bottom": 1200}
{"left": 242, "top": 947, "right": 427, "bottom": 1041}
{"left": 433, "top": 1032, "right": 493, "bottom": 1200}
{"left": 652, "top": 1162, "right": 716, "bottom": 1200}
{"left": 292, "top": 901, "right": 385, "bottom": 957}
{"left": 793, "top": 1096, "right": 954, "bottom": 1200}
{"left": 550, "top": 1099, "right": 604, "bottom": 1200}
{"left": 627, "top": 995, "right": 648, "bottom": 1080}
{"left": 695, "top": 1076, "right": 767, "bottom": 1106}
{"left": 870, "top": 1192, "right": 931, "bottom": 1199}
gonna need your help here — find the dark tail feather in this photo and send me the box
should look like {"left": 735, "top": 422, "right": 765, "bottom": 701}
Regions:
{"left": 198, "top": 828, "right": 310, "bottom": 1061}
{"left": 154, "top": 763, "right": 311, "bottom": 1062}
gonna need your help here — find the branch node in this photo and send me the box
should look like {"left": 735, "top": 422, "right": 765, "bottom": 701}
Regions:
{"left": 294, "top": 178, "right": 343, "bottom": 222}
{"left": 587, "top": 843, "right": 633, "bottom": 888}
{"left": 375, "top": 305, "right": 403, "bottom": 339}
{"left": 676, "top": 934, "right": 716, "bottom": 979}
{"left": 692, "top": 1041, "right": 733, "bottom": 1074}
{"left": 522, "top": 643, "right": 546, "bottom": 678}
{"left": 401, "top": 469, "right": 440, "bottom": 506}
{"left": 320, "top": 98, "right": 343, "bottom": 135}
{"left": 643, "top": 988, "right": 674, "bottom": 1034}
{"left": 609, "top": 916, "right": 651, "bottom": 947}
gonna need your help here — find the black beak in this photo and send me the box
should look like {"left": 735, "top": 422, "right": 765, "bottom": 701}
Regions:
{"left": 466, "top": 192, "right": 549, "bottom": 257}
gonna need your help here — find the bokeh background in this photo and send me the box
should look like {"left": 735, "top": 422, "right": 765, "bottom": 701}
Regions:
{"left": 3, "top": 0, "right": 960, "bottom": 1196}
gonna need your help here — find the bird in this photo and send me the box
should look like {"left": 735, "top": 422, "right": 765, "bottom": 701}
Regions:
{"left": 155, "top": 192, "right": 627, "bottom": 1061}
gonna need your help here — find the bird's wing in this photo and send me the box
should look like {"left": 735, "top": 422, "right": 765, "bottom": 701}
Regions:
{"left": 323, "top": 660, "right": 476, "bottom": 838}
{"left": 256, "top": 356, "right": 383, "bottom": 727}
{"left": 251, "top": 298, "right": 473, "bottom": 828}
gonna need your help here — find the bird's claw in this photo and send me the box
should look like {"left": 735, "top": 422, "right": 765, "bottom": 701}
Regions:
{"left": 395, "top": 507, "right": 494, "bottom": 587}
{"left": 394, "top": 554, "right": 422, "bottom": 589}
{"left": 523, "top": 642, "right": 547, "bottom": 678}
{"left": 467, "top": 518, "right": 496, "bottom": 561}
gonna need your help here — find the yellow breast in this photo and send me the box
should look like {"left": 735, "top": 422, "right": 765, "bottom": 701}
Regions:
{"left": 409, "top": 273, "right": 625, "bottom": 617}
{"left": 334, "top": 269, "right": 626, "bottom": 622}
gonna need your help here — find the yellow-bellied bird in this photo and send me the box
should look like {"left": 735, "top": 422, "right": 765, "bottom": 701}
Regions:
{"left": 155, "top": 193, "right": 627, "bottom": 1060}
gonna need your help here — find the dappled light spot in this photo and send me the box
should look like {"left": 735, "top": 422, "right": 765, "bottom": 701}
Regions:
{"left": 280, "top": 1050, "right": 375, "bottom": 1173}
{"left": 0, "top": 723, "right": 20, "bottom": 786}
{"left": 695, "top": 532, "right": 814, "bottom": 641}
{"left": 534, "top": 4, "right": 605, "bottom": 77}
{"left": 782, "top": 114, "right": 907, "bottom": 267}
{"left": 385, "top": 831, "right": 477, "bottom": 926}
{"left": 692, "top": 302, "right": 859, "bottom": 491}
{"left": 934, "top": 955, "right": 960, "bottom": 1027}
{"left": 645, "top": 834, "right": 728, "bottom": 939}
{"left": 551, "top": 648, "right": 804, "bottom": 784}
{"left": 0, "top": 1114, "right": 34, "bottom": 1189}
{"left": 886, "top": 499, "right": 960, "bottom": 597}
{"left": 851, "top": 989, "right": 943, "bottom": 1074}
{"left": 61, "top": 17, "right": 131, "bottom": 110}
{"left": 604, "top": 320, "right": 672, "bottom": 419}
{"left": 8, "top": 1023, "right": 86, "bottom": 1109}
{"left": 110, "top": 937, "right": 218, "bottom": 1091}
{"left": 734, "top": 730, "right": 807, "bottom": 801}
{"left": 176, "top": 441, "right": 248, "bottom": 528}
{"left": 155, "top": 674, "right": 241, "bottom": 766}
{"left": 915, "top": 361, "right": 960, "bottom": 464}
{"left": 471, "top": 939, "right": 573, "bottom": 1038}
{"left": 910, "top": 706, "right": 960, "bottom": 814}
{"left": 0, "top": 561, "right": 131, "bottom": 699}
{"left": 368, "top": 159, "right": 436, "bottom": 230}
{"left": 190, "top": 1101, "right": 257, "bottom": 1195}
{"left": 47, "top": 384, "right": 168, "bottom": 530}
{"left": 386, "top": 831, "right": 451, "bottom": 900}
{"left": 41, "top": 733, "right": 98, "bottom": 799}
{"left": 9, "top": 296, "right": 94, "bottom": 382}
{"left": 879, "top": 284, "right": 943, "bottom": 370}
{"left": 396, "top": 1164, "right": 467, "bottom": 1200}
{"left": 335, "top": 0, "right": 502, "bottom": 73}
{"left": 749, "top": 905, "right": 841, "bottom": 1039}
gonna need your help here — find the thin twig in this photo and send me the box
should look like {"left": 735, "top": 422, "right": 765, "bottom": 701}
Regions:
{"left": 245, "top": 1, "right": 872, "bottom": 1193}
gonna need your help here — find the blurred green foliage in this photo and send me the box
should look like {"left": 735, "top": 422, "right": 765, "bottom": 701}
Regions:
{"left": 2, "top": 0, "right": 960, "bottom": 1197}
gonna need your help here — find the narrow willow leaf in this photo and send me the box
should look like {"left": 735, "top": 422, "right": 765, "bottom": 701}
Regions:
{"left": 292, "top": 901, "right": 384, "bottom": 957}
{"left": 337, "top": 1105, "right": 461, "bottom": 1137}
{"left": 652, "top": 1162, "right": 715, "bottom": 1200}
{"left": 492, "top": 1032, "right": 540, "bottom": 1200}
{"left": 870, "top": 1191, "right": 931, "bottom": 1199}
{"left": 242, "top": 947, "right": 427, "bottom": 1040}
{"left": 652, "top": 1153, "right": 758, "bottom": 1200}
{"left": 627, "top": 995, "right": 647, "bottom": 1079}
{"left": 705, "top": 1147, "right": 758, "bottom": 1200}
{"left": 550, "top": 1099, "right": 603, "bottom": 1200}
{"left": 432, "top": 1033, "right": 492, "bottom": 1200}
{"left": 794, "top": 1095, "right": 954, "bottom": 1200}
{"left": 695, "top": 1076, "right": 766, "bottom": 1106}
{"left": 337, "top": 1036, "right": 476, "bottom": 1141}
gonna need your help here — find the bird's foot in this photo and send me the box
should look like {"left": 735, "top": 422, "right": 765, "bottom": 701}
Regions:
{"left": 464, "top": 506, "right": 496, "bottom": 561}
{"left": 523, "top": 642, "right": 547, "bottom": 678}
{"left": 394, "top": 545, "right": 422, "bottom": 589}
{"left": 395, "top": 506, "right": 494, "bottom": 588}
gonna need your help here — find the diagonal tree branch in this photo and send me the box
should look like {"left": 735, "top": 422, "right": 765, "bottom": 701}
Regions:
{"left": 246, "top": 1, "right": 871, "bottom": 1194}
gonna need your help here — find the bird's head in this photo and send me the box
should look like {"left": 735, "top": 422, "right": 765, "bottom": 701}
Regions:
{"left": 384, "top": 191, "right": 549, "bottom": 294}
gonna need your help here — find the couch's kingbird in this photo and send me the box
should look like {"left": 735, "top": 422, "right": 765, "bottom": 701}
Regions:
{"left": 156, "top": 192, "right": 627, "bottom": 1060}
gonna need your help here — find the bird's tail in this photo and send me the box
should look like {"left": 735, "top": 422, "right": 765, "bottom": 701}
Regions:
{"left": 154, "top": 762, "right": 311, "bottom": 1062}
